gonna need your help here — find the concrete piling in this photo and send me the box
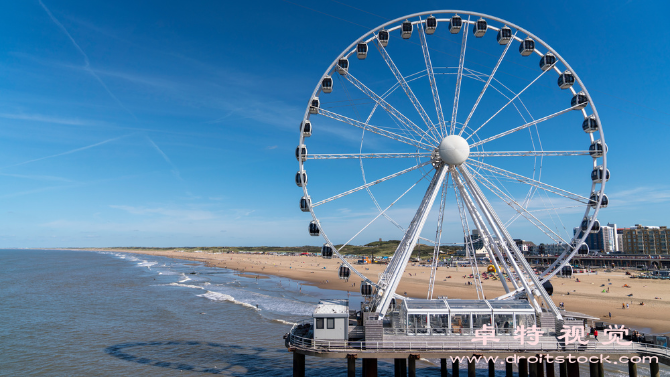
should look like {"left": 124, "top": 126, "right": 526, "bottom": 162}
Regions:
{"left": 293, "top": 352, "right": 305, "bottom": 377}
{"left": 362, "top": 358, "right": 377, "bottom": 377}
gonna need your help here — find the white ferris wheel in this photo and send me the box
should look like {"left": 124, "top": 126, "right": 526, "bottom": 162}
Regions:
{"left": 295, "top": 10, "right": 608, "bottom": 321}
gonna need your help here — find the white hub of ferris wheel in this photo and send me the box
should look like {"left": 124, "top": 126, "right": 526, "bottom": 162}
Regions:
{"left": 297, "top": 10, "right": 609, "bottom": 329}
{"left": 438, "top": 135, "right": 470, "bottom": 166}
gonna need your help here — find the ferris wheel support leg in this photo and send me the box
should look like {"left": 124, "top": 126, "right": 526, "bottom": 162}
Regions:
{"left": 452, "top": 170, "right": 514, "bottom": 294}
{"left": 373, "top": 165, "right": 448, "bottom": 319}
{"left": 459, "top": 166, "right": 563, "bottom": 325}
{"left": 458, "top": 166, "right": 541, "bottom": 312}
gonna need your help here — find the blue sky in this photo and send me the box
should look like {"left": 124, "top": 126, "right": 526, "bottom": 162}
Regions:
{"left": 1, "top": 0, "right": 669, "bottom": 248}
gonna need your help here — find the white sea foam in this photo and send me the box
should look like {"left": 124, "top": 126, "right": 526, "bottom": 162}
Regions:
{"left": 198, "top": 291, "right": 260, "bottom": 311}
{"left": 137, "top": 261, "right": 157, "bottom": 268}
{"left": 178, "top": 274, "right": 191, "bottom": 283}
{"left": 168, "top": 282, "right": 204, "bottom": 290}
{"left": 271, "top": 319, "right": 297, "bottom": 326}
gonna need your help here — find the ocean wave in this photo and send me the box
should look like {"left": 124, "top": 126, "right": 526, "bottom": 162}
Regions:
{"left": 271, "top": 319, "right": 297, "bottom": 326}
{"left": 137, "top": 261, "right": 157, "bottom": 268}
{"left": 178, "top": 274, "right": 191, "bottom": 283}
{"left": 167, "top": 282, "right": 204, "bottom": 290}
{"left": 197, "top": 291, "right": 260, "bottom": 311}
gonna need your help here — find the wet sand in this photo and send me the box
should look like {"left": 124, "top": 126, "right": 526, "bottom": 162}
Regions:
{"left": 81, "top": 249, "right": 670, "bottom": 334}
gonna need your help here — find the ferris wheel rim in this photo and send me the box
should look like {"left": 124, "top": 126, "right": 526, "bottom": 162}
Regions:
{"left": 297, "top": 10, "right": 608, "bottom": 301}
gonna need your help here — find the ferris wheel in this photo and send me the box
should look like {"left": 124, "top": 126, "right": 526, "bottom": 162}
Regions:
{"left": 296, "top": 10, "right": 608, "bottom": 320}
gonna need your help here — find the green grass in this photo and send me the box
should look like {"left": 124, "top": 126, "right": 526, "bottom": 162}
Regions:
{"left": 97, "top": 241, "right": 462, "bottom": 258}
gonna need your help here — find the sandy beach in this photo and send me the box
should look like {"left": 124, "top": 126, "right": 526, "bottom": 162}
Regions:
{"left": 83, "top": 249, "right": 670, "bottom": 334}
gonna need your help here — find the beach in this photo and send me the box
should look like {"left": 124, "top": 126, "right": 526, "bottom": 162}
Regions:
{"left": 82, "top": 249, "right": 670, "bottom": 335}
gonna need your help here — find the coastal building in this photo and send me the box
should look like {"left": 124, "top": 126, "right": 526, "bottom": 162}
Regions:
{"left": 573, "top": 222, "right": 618, "bottom": 254}
{"left": 619, "top": 224, "right": 670, "bottom": 254}
{"left": 458, "top": 230, "right": 487, "bottom": 256}
{"left": 513, "top": 239, "right": 536, "bottom": 255}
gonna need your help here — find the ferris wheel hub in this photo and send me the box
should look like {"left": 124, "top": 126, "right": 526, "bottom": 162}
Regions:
{"left": 438, "top": 135, "right": 470, "bottom": 165}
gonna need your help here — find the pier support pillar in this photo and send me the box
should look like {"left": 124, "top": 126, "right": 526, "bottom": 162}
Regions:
{"left": 395, "top": 358, "right": 407, "bottom": 377}
{"left": 408, "top": 354, "right": 419, "bottom": 377}
{"left": 468, "top": 358, "right": 476, "bottom": 377}
{"left": 650, "top": 360, "right": 659, "bottom": 377}
{"left": 537, "top": 360, "right": 545, "bottom": 377}
{"left": 489, "top": 359, "right": 495, "bottom": 377}
{"left": 293, "top": 352, "right": 305, "bottom": 377}
{"left": 519, "top": 358, "right": 528, "bottom": 377}
{"left": 347, "top": 354, "right": 357, "bottom": 377}
{"left": 598, "top": 361, "right": 604, "bottom": 377}
{"left": 559, "top": 362, "right": 568, "bottom": 377}
{"left": 589, "top": 361, "right": 598, "bottom": 377}
{"left": 567, "top": 359, "right": 580, "bottom": 377}
{"left": 453, "top": 359, "right": 460, "bottom": 377}
{"left": 441, "top": 358, "right": 447, "bottom": 377}
{"left": 362, "top": 358, "right": 377, "bottom": 377}
{"left": 529, "top": 359, "right": 537, "bottom": 377}
{"left": 546, "top": 360, "right": 555, "bottom": 377}
{"left": 506, "top": 361, "right": 514, "bottom": 377}
{"left": 628, "top": 362, "right": 637, "bottom": 377}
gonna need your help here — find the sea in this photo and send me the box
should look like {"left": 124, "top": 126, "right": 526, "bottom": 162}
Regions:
{"left": 1, "top": 249, "right": 667, "bottom": 376}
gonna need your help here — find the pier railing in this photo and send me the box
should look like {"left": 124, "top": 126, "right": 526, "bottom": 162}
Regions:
{"left": 287, "top": 322, "right": 670, "bottom": 357}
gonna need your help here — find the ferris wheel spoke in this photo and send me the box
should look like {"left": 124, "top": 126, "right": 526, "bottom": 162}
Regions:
{"left": 428, "top": 171, "right": 449, "bottom": 299}
{"left": 307, "top": 152, "right": 432, "bottom": 160}
{"left": 311, "top": 160, "right": 432, "bottom": 208}
{"left": 467, "top": 164, "right": 569, "bottom": 245}
{"left": 469, "top": 105, "right": 582, "bottom": 148}
{"left": 418, "top": 18, "right": 447, "bottom": 137}
{"left": 374, "top": 39, "right": 441, "bottom": 142}
{"left": 453, "top": 178, "right": 485, "bottom": 299}
{"left": 450, "top": 15, "right": 470, "bottom": 135}
{"left": 469, "top": 150, "right": 590, "bottom": 158}
{"left": 467, "top": 159, "right": 590, "bottom": 204}
{"left": 451, "top": 169, "right": 513, "bottom": 293}
{"left": 460, "top": 166, "right": 563, "bottom": 318}
{"left": 318, "top": 108, "right": 434, "bottom": 151}
{"left": 458, "top": 30, "right": 518, "bottom": 136}
{"left": 343, "top": 72, "right": 440, "bottom": 145}
{"left": 373, "top": 165, "right": 448, "bottom": 318}
{"left": 335, "top": 167, "right": 433, "bottom": 258}
{"left": 466, "top": 60, "right": 557, "bottom": 141}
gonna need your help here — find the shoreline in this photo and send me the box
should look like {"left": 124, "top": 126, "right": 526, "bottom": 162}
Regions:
{"left": 67, "top": 248, "right": 670, "bottom": 335}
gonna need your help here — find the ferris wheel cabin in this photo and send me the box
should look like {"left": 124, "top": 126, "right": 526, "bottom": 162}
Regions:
{"left": 589, "top": 140, "right": 607, "bottom": 158}
{"left": 571, "top": 91, "right": 589, "bottom": 110}
{"left": 308, "top": 98, "right": 319, "bottom": 115}
{"left": 321, "top": 244, "right": 333, "bottom": 259}
{"left": 558, "top": 70, "right": 575, "bottom": 89}
{"left": 401, "top": 20, "right": 413, "bottom": 39}
{"left": 377, "top": 29, "right": 389, "bottom": 47}
{"left": 295, "top": 144, "right": 307, "bottom": 162}
{"left": 309, "top": 220, "right": 320, "bottom": 236}
{"left": 582, "top": 115, "right": 599, "bottom": 133}
{"left": 295, "top": 170, "right": 307, "bottom": 187}
{"left": 357, "top": 43, "right": 368, "bottom": 60}
{"left": 336, "top": 58, "right": 349, "bottom": 75}
{"left": 321, "top": 76, "right": 333, "bottom": 93}
{"left": 425, "top": 15, "right": 437, "bottom": 34}
{"left": 301, "top": 120, "right": 312, "bottom": 137}
{"left": 539, "top": 52, "right": 556, "bottom": 71}
{"left": 591, "top": 165, "right": 610, "bottom": 183}
{"left": 299, "top": 196, "right": 310, "bottom": 212}
{"left": 519, "top": 38, "right": 535, "bottom": 56}
{"left": 472, "top": 18, "right": 487, "bottom": 37}
{"left": 497, "top": 26, "right": 512, "bottom": 45}
{"left": 589, "top": 192, "right": 609, "bottom": 208}
{"left": 449, "top": 14, "right": 462, "bottom": 34}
